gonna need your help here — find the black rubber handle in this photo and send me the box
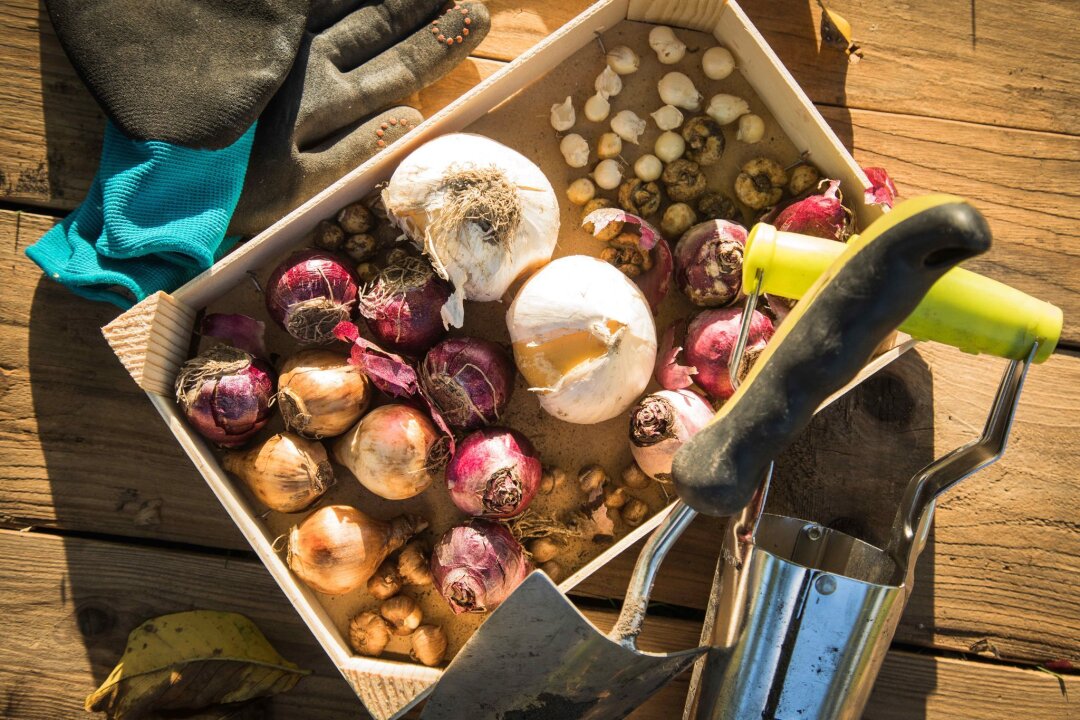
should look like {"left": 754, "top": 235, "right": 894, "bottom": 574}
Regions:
{"left": 672, "top": 198, "right": 993, "bottom": 517}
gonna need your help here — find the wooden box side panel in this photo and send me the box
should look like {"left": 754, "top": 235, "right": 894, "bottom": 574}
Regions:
{"left": 101, "top": 292, "right": 196, "bottom": 396}
{"left": 627, "top": 0, "right": 728, "bottom": 30}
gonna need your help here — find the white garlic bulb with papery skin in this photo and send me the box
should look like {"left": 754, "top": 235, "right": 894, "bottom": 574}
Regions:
{"left": 595, "top": 65, "right": 623, "bottom": 97}
{"left": 507, "top": 256, "right": 657, "bottom": 424}
{"left": 383, "top": 133, "right": 559, "bottom": 328}
{"left": 606, "top": 45, "right": 640, "bottom": 75}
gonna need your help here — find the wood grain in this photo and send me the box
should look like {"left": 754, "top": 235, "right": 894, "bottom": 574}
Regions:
{"left": 476, "top": 0, "right": 1080, "bottom": 135}
{"left": 4, "top": 207, "right": 1078, "bottom": 665}
{"left": 0, "top": 529, "right": 1068, "bottom": 720}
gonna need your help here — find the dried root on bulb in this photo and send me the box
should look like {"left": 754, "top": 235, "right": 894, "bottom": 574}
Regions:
{"left": 349, "top": 611, "right": 391, "bottom": 657}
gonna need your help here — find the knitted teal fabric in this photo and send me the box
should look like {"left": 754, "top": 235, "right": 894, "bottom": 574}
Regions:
{"left": 26, "top": 121, "right": 256, "bottom": 308}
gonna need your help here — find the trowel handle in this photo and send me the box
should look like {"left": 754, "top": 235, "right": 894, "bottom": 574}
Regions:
{"left": 674, "top": 196, "right": 992, "bottom": 517}
{"left": 744, "top": 198, "right": 1063, "bottom": 363}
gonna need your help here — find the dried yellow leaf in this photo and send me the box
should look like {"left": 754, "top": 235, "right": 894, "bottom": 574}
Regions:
{"left": 85, "top": 610, "right": 309, "bottom": 719}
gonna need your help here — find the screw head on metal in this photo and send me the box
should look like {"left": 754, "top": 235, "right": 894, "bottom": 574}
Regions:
{"left": 803, "top": 524, "right": 823, "bottom": 541}
{"left": 815, "top": 574, "right": 837, "bottom": 595}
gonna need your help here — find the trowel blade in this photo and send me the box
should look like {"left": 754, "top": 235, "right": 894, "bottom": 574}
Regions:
{"left": 421, "top": 572, "right": 704, "bottom": 720}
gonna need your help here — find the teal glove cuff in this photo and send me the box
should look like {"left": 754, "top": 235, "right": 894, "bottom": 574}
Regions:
{"left": 26, "top": 121, "right": 256, "bottom": 308}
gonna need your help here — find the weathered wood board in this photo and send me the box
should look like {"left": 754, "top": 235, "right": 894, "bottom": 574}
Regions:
{"left": 3, "top": 209, "right": 1077, "bottom": 666}
{"left": 0, "top": 529, "right": 1070, "bottom": 719}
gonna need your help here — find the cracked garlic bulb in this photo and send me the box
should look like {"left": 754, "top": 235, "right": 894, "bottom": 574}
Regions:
{"left": 506, "top": 256, "right": 657, "bottom": 424}
{"left": 383, "top": 133, "right": 559, "bottom": 328}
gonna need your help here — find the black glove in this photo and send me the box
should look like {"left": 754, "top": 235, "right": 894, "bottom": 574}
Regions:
{"left": 46, "top": 0, "right": 310, "bottom": 149}
{"left": 229, "top": 0, "right": 491, "bottom": 235}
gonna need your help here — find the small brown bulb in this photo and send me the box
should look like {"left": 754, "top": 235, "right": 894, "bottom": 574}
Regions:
{"left": 581, "top": 198, "right": 621, "bottom": 241}
{"left": 528, "top": 536, "right": 561, "bottom": 564}
{"left": 540, "top": 466, "right": 567, "bottom": 494}
{"left": 344, "top": 233, "right": 377, "bottom": 263}
{"left": 623, "top": 498, "right": 649, "bottom": 527}
{"left": 398, "top": 541, "right": 434, "bottom": 586}
{"left": 367, "top": 560, "right": 403, "bottom": 600}
{"left": 605, "top": 487, "right": 629, "bottom": 510}
{"left": 622, "top": 464, "right": 651, "bottom": 489}
{"left": 411, "top": 625, "right": 448, "bottom": 667}
{"left": 381, "top": 595, "right": 423, "bottom": 636}
{"left": 349, "top": 611, "right": 391, "bottom": 657}
{"left": 337, "top": 202, "right": 373, "bottom": 234}
{"left": 313, "top": 220, "right": 344, "bottom": 252}
{"left": 578, "top": 465, "right": 608, "bottom": 494}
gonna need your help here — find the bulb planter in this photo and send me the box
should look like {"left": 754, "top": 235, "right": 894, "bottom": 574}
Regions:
{"left": 102, "top": 2, "right": 911, "bottom": 718}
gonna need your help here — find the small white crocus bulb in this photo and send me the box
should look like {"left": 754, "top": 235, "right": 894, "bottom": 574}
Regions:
{"left": 549, "top": 96, "right": 575, "bottom": 132}
{"left": 560, "top": 133, "right": 590, "bottom": 168}
{"left": 606, "top": 45, "right": 640, "bottom": 75}
{"left": 584, "top": 92, "right": 611, "bottom": 122}
{"left": 654, "top": 131, "right": 686, "bottom": 163}
{"left": 658, "top": 72, "right": 702, "bottom": 111}
{"left": 702, "top": 46, "right": 736, "bottom": 80}
{"left": 597, "top": 132, "right": 623, "bottom": 159}
{"left": 592, "top": 159, "right": 623, "bottom": 190}
{"left": 595, "top": 65, "right": 623, "bottom": 97}
{"left": 651, "top": 104, "right": 684, "bottom": 131}
{"left": 649, "top": 26, "right": 686, "bottom": 65}
{"left": 634, "top": 154, "right": 663, "bottom": 182}
{"left": 566, "top": 178, "right": 596, "bottom": 206}
{"left": 706, "top": 93, "right": 750, "bottom": 125}
{"left": 737, "top": 114, "right": 765, "bottom": 144}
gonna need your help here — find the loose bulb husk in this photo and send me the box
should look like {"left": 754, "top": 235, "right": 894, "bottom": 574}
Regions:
{"left": 507, "top": 256, "right": 657, "bottom": 424}
{"left": 223, "top": 432, "right": 333, "bottom": 513}
{"left": 278, "top": 350, "right": 371, "bottom": 438}
{"left": 287, "top": 505, "right": 427, "bottom": 595}
{"left": 411, "top": 625, "right": 448, "bottom": 667}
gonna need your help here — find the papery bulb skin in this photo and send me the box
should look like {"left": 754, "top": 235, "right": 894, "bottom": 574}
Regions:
{"left": 223, "top": 432, "right": 334, "bottom": 512}
{"left": 278, "top": 350, "right": 371, "bottom": 438}
{"left": 359, "top": 256, "right": 453, "bottom": 356}
{"left": 430, "top": 520, "right": 530, "bottom": 614}
{"left": 265, "top": 250, "right": 359, "bottom": 344}
{"left": 772, "top": 179, "right": 850, "bottom": 241}
{"left": 175, "top": 346, "right": 275, "bottom": 448}
{"left": 420, "top": 337, "right": 516, "bottom": 431}
{"left": 685, "top": 306, "right": 774, "bottom": 401}
{"left": 446, "top": 428, "right": 542, "bottom": 519}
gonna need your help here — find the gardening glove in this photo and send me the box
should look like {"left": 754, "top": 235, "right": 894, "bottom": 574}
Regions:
{"left": 229, "top": 0, "right": 491, "bottom": 235}
{"left": 26, "top": 0, "right": 310, "bottom": 307}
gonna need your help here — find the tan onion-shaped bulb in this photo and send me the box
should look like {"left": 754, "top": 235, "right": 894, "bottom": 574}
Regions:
{"left": 286, "top": 505, "right": 427, "bottom": 595}
{"left": 223, "top": 432, "right": 333, "bottom": 513}
{"left": 333, "top": 404, "right": 445, "bottom": 500}
{"left": 278, "top": 350, "right": 371, "bottom": 438}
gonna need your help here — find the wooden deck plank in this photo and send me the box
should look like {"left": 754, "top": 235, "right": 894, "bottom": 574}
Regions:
{"left": 0, "top": 529, "right": 1069, "bottom": 720}
{"left": 3, "top": 207, "right": 1077, "bottom": 665}
{"left": 474, "top": 0, "right": 1080, "bottom": 134}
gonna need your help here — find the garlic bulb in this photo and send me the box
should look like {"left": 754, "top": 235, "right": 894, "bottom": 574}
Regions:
{"left": 506, "top": 256, "right": 657, "bottom": 424}
{"left": 584, "top": 93, "right": 611, "bottom": 122}
{"left": 737, "top": 113, "right": 765, "bottom": 144}
{"left": 611, "top": 110, "right": 646, "bottom": 144}
{"left": 223, "top": 432, "right": 333, "bottom": 513}
{"left": 606, "top": 45, "right": 640, "bottom": 75}
{"left": 649, "top": 26, "right": 686, "bottom": 65}
{"left": 655, "top": 131, "right": 686, "bottom": 163}
{"left": 560, "top": 133, "right": 590, "bottom": 168}
{"left": 592, "top": 159, "right": 623, "bottom": 190}
{"left": 287, "top": 505, "right": 426, "bottom": 595}
{"left": 634, "top": 154, "right": 663, "bottom": 182}
{"left": 703, "top": 46, "right": 736, "bottom": 80}
{"left": 651, "top": 105, "right": 684, "bottom": 131}
{"left": 595, "top": 65, "right": 623, "bottom": 97}
{"left": 566, "top": 177, "right": 596, "bottom": 206}
{"left": 706, "top": 94, "right": 750, "bottom": 125}
{"left": 278, "top": 350, "right": 371, "bottom": 438}
{"left": 383, "top": 133, "right": 559, "bottom": 327}
{"left": 658, "top": 72, "right": 702, "bottom": 110}
{"left": 597, "top": 132, "right": 623, "bottom": 159}
{"left": 550, "top": 96, "right": 575, "bottom": 131}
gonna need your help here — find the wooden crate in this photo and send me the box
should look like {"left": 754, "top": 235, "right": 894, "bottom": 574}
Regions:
{"left": 100, "top": 1, "right": 907, "bottom": 718}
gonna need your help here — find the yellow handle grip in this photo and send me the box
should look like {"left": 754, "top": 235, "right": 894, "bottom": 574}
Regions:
{"left": 744, "top": 195, "right": 1062, "bottom": 363}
